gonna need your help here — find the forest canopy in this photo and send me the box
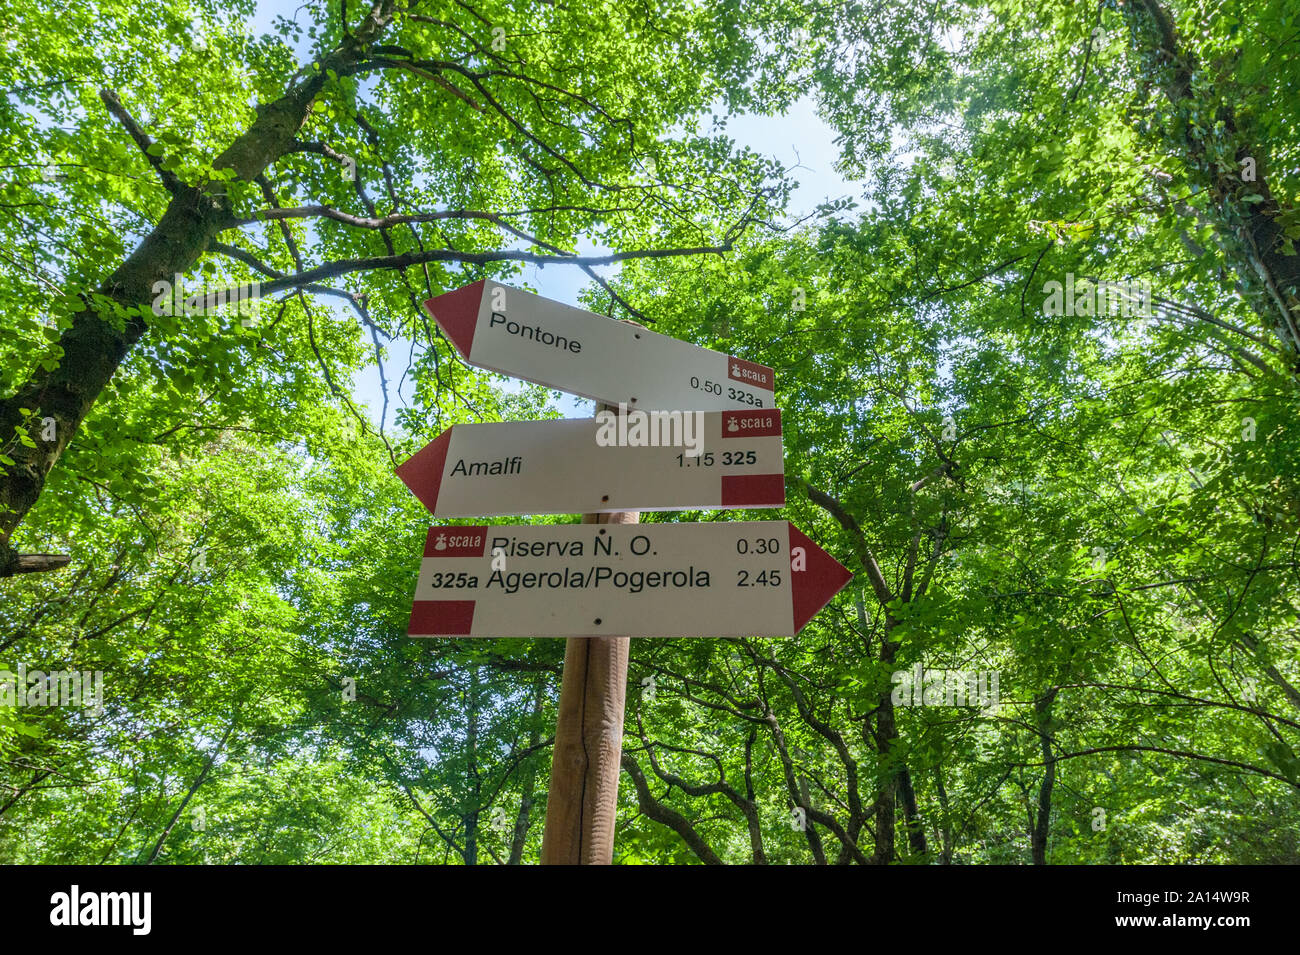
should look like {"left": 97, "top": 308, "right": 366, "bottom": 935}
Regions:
{"left": 0, "top": 0, "right": 1297, "bottom": 864}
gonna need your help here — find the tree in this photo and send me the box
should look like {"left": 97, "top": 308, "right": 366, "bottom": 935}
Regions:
{"left": 0, "top": 0, "right": 799, "bottom": 575}
{"left": 3, "top": 0, "right": 1296, "bottom": 865}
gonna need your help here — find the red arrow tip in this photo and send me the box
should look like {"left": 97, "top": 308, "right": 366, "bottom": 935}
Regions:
{"left": 788, "top": 522, "right": 853, "bottom": 633}
{"left": 395, "top": 427, "right": 453, "bottom": 514}
{"left": 424, "top": 280, "right": 485, "bottom": 358}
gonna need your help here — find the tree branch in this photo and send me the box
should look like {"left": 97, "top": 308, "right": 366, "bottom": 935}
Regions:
{"left": 253, "top": 241, "right": 739, "bottom": 298}
{"left": 799, "top": 478, "right": 895, "bottom": 608}
{"left": 620, "top": 752, "right": 724, "bottom": 864}
{"left": 99, "top": 89, "right": 182, "bottom": 194}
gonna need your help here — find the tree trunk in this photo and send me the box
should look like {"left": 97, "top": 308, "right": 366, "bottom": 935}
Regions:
{"left": 144, "top": 720, "right": 233, "bottom": 864}
{"left": 933, "top": 766, "right": 953, "bottom": 864}
{"left": 1031, "top": 688, "right": 1058, "bottom": 866}
{"left": 508, "top": 677, "right": 547, "bottom": 864}
{"left": 898, "top": 764, "right": 928, "bottom": 857}
{"left": 464, "top": 666, "right": 480, "bottom": 866}
{"left": 1126, "top": 0, "right": 1300, "bottom": 370}
{"left": 0, "top": 5, "right": 397, "bottom": 575}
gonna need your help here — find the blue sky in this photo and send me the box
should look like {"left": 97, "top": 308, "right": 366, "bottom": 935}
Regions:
{"left": 247, "top": 1, "right": 857, "bottom": 426}
{"left": 351, "top": 100, "right": 856, "bottom": 424}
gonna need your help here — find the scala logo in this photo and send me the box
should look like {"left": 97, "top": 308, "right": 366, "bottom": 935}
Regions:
{"left": 727, "top": 356, "right": 774, "bottom": 390}
{"left": 722, "top": 410, "right": 781, "bottom": 438}
{"left": 423, "top": 527, "right": 488, "bottom": 558}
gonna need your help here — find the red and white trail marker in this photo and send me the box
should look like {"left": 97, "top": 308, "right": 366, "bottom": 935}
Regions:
{"left": 395, "top": 409, "right": 786, "bottom": 517}
{"left": 407, "top": 520, "right": 852, "bottom": 638}
{"left": 424, "top": 280, "right": 775, "bottom": 411}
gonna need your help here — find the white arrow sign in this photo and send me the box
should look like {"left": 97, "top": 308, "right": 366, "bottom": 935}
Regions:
{"left": 407, "top": 520, "right": 852, "bottom": 638}
{"left": 396, "top": 409, "right": 786, "bottom": 517}
{"left": 424, "top": 280, "right": 775, "bottom": 410}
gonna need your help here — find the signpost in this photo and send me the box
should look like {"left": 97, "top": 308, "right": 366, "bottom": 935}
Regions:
{"left": 539, "top": 508, "right": 638, "bottom": 866}
{"left": 395, "top": 410, "right": 786, "bottom": 517}
{"left": 424, "top": 279, "right": 775, "bottom": 411}
{"left": 398, "top": 284, "right": 853, "bottom": 865}
{"left": 406, "top": 520, "right": 851, "bottom": 638}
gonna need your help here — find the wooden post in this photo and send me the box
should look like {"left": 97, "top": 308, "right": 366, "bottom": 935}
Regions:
{"left": 540, "top": 403, "right": 639, "bottom": 865}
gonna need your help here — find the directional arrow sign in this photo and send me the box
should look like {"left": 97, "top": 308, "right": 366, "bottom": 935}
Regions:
{"left": 396, "top": 409, "right": 786, "bottom": 517}
{"left": 407, "top": 520, "right": 852, "bottom": 638}
{"left": 425, "top": 280, "right": 775, "bottom": 411}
